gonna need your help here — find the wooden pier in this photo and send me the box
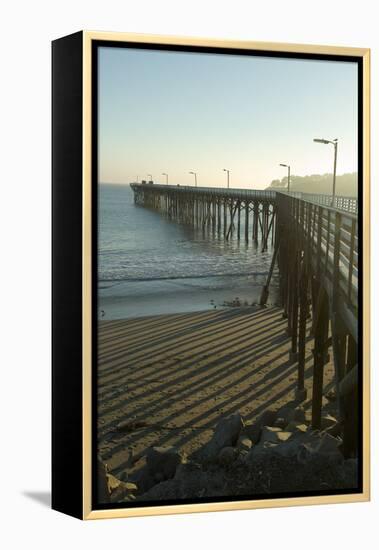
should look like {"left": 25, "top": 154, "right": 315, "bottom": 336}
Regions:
{"left": 131, "top": 183, "right": 277, "bottom": 250}
{"left": 130, "top": 182, "right": 359, "bottom": 457}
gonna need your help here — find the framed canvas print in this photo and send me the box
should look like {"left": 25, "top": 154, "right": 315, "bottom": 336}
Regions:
{"left": 52, "top": 31, "right": 370, "bottom": 520}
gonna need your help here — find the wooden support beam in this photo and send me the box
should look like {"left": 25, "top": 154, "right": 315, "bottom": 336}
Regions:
{"left": 245, "top": 202, "right": 249, "bottom": 242}
{"left": 297, "top": 260, "right": 308, "bottom": 393}
{"left": 226, "top": 203, "right": 239, "bottom": 240}
{"left": 311, "top": 288, "right": 329, "bottom": 429}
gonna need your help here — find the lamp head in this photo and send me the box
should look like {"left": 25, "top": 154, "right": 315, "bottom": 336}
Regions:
{"left": 313, "top": 138, "right": 329, "bottom": 144}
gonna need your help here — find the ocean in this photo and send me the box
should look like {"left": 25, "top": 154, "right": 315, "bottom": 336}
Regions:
{"left": 98, "top": 184, "right": 279, "bottom": 319}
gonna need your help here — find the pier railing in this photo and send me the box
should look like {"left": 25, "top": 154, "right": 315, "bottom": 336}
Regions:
{"left": 131, "top": 183, "right": 357, "bottom": 213}
{"left": 131, "top": 183, "right": 277, "bottom": 201}
{"left": 276, "top": 192, "right": 358, "bottom": 455}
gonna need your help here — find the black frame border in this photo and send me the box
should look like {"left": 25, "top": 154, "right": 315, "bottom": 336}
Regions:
{"left": 90, "top": 39, "right": 364, "bottom": 512}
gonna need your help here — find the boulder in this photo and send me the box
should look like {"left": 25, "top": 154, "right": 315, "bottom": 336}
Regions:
{"left": 273, "top": 417, "right": 287, "bottom": 429}
{"left": 272, "top": 431, "right": 314, "bottom": 458}
{"left": 257, "top": 409, "right": 277, "bottom": 427}
{"left": 106, "top": 473, "right": 138, "bottom": 502}
{"left": 237, "top": 436, "right": 253, "bottom": 451}
{"left": 212, "top": 413, "right": 244, "bottom": 448}
{"left": 174, "top": 462, "right": 203, "bottom": 481}
{"left": 288, "top": 407, "right": 307, "bottom": 424}
{"left": 261, "top": 426, "right": 293, "bottom": 445}
{"left": 245, "top": 441, "right": 278, "bottom": 463}
{"left": 146, "top": 446, "right": 186, "bottom": 480}
{"left": 242, "top": 409, "right": 277, "bottom": 444}
{"left": 242, "top": 422, "right": 261, "bottom": 444}
{"left": 118, "top": 470, "right": 129, "bottom": 482}
{"left": 132, "top": 465, "right": 156, "bottom": 493}
{"left": 202, "top": 413, "right": 244, "bottom": 460}
{"left": 142, "top": 462, "right": 210, "bottom": 501}
{"left": 277, "top": 404, "right": 306, "bottom": 425}
{"left": 323, "top": 421, "right": 342, "bottom": 438}
{"left": 321, "top": 414, "right": 338, "bottom": 430}
{"left": 139, "top": 479, "right": 182, "bottom": 501}
{"left": 218, "top": 446, "right": 238, "bottom": 467}
{"left": 297, "top": 433, "right": 343, "bottom": 466}
{"left": 285, "top": 422, "right": 308, "bottom": 433}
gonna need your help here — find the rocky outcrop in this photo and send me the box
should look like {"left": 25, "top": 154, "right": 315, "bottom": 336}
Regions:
{"left": 102, "top": 400, "right": 357, "bottom": 504}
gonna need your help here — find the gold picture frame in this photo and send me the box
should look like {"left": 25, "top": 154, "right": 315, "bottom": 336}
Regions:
{"left": 52, "top": 31, "right": 370, "bottom": 520}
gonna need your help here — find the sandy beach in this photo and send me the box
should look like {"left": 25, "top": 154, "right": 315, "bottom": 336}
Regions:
{"left": 97, "top": 306, "right": 335, "bottom": 482}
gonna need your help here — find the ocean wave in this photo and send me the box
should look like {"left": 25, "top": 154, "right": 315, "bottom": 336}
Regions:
{"left": 98, "top": 271, "right": 276, "bottom": 283}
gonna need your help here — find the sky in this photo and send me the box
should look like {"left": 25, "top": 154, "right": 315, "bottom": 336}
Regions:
{"left": 98, "top": 46, "right": 358, "bottom": 189}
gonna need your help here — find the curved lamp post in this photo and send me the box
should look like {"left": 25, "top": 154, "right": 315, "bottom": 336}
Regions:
{"left": 223, "top": 168, "right": 230, "bottom": 188}
{"left": 162, "top": 172, "right": 168, "bottom": 185}
{"left": 279, "top": 163, "right": 291, "bottom": 192}
{"left": 313, "top": 138, "right": 338, "bottom": 207}
{"left": 189, "top": 171, "right": 197, "bottom": 187}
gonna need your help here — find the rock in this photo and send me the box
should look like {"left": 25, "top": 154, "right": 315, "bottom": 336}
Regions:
{"left": 218, "top": 446, "right": 238, "bottom": 467}
{"left": 116, "top": 419, "right": 147, "bottom": 432}
{"left": 257, "top": 409, "right": 277, "bottom": 427}
{"left": 272, "top": 430, "right": 315, "bottom": 458}
{"left": 237, "top": 436, "right": 253, "bottom": 451}
{"left": 277, "top": 404, "right": 306, "bottom": 425}
{"left": 317, "top": 433, "right": 343, "bottom": 454}
{"left": 97, "top": 458, "right": 110, "bottom": 503}
{"left": 274, "top": 417, "right": 287, "bottom": 429}
{"left": 146, "top": 446, "right": 186, "bottom": 480}
{"left": 118, "top": 470, "right": 129, "bottom": 482}
{"left": 245, "top": 441, "right": 278, "bottom": 463}
{"left": 325, "top": 389, "right": 337, "bottom": 401}
{"left": 323, "top": 421, "right": 342, "bottom": 438}
{"left": 241, "top": 409, "right": 277, "bottom": 444}
{"left": 139, "top": 479, "right": 182, "bottom": 501}
{"left": 297, "top": 433, "right": 343, "bottom": 466}
{"left": 154, "top": 472, "right": 165, "bottom": 483}
{"left": 288, "top": 407, "right": 306, "bottom": 424}
{"left": 285, "top": 422, "right": 308, "bottom": 433}
{"left": 261, "top": 426, "right": 293, "bottom": 444}
{"left": 142, "top": 463, "right": 210, "bottom": 501}
{"left": 235, "top": 449, "right": 250, "bottom": 465}
{"left": 132, "top": 465, "right": 157, "bottom": 493}
{"left": 174, "top": 462, "right": 203, "bottom": 481}
{"left": 321, "top": 414, "right": 338, "bottom": 430}
{"left": 242, "top": 422, "right": 261, "bottom": 444}
{"left": 124, "top": 482, "right": 138, "bottom": 494}
{"left": 202, "top": 413, "right": 244, "bottom": 460}
{"left": 106, "top": 473, "right": 138, "bottom": 502}
{"left": 213, "top": 413, "right": 244, "bottom": 448}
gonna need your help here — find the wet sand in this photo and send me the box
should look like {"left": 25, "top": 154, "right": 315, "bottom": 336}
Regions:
{"left": 97, "top": 306, "right": 334, "bottom": 479}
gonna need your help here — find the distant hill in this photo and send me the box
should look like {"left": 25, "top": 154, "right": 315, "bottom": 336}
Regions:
{"left": 267, "top": 172, "right": 357, "bottom": 197}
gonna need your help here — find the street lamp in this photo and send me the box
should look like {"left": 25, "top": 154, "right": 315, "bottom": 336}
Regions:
{"left": 313, "top": 138, "right": 338, "bottom": 206}
{"left": 189, "top": 171, "right": 197, "bottom": 187}
{"left": 223, "top": 168, "right": 230, "bottom": 189}
{"left": 148, "top": 174, "right": 153, "bottom": 182}
{"left": 162, "top": 172, "right": 168, "bottom": 185}
{"left": 279, "top": 163, "right": 291, "bottom": 192}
